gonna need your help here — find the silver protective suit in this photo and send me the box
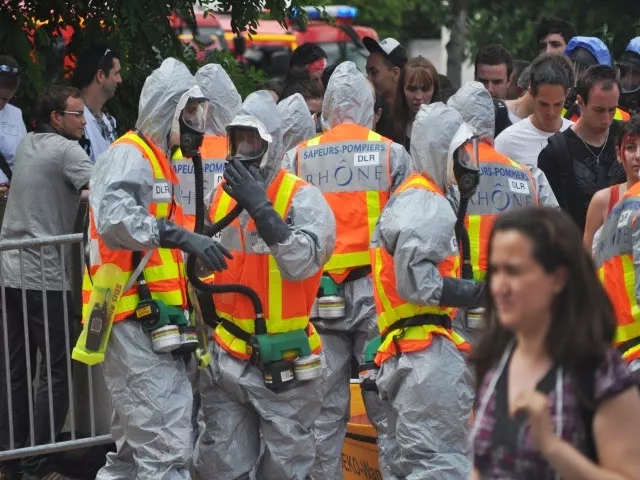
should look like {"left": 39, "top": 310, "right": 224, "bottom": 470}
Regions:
{"left": 282, "top": 61, "right": 413, "bottom": 480}
{"left": 372, "top": 103, "right": 474, "bottom": 479}
{"left": 447, "top": 81, "right": 558, "bottom": 207}
{"left": 195, "top": 63, "right": 242, "bottom": 136}
{"left": 277, "top": 93, "right": 317, "bottom": 153}
{"left": 193, "top": 99, "right": 337, "bottom": 480}
{"left": 91, "top": 58, "right": 201, "bottom": 480}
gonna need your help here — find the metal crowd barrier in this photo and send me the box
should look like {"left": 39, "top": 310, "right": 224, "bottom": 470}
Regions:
{"left": 0, "top": 232, "right": 113, "bottom": 462}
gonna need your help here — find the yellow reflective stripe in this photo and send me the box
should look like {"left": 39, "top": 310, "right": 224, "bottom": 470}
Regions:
{"left": 366, "top": 190, "right": 381, "bottom": 244}
{"left": 616, "top": 255, "right": 640, "bottom": 344}
{"left": 379, "top": 324, "right": 452, "bottom": 351}
{"left": 306, "top": 136, "right": 322, "bottom": 147}
{"left": 623, "top": 343, "right": 640, "bottom": 362}
{"left": 399, "top": 175, "right": 433, "bottom": 193}
{"left": 467, "top": 215, "right": 481, "bottom": 282}
{"left": 367, "top": 131, "right": 382, "bottom": 141}
{"left": 614, "top": 109, "right": 623, "bottom": 121}
{"left": 217, "top": 311, "right": 309, "bottom": 334}
{"left": 325, "top": 251, "right": 371, "bottom": 271}
{"left": 378, "top": 303, "right": 447, "bottom": 330}
{"left": 214, "top": 191, "right": 233, "bottom": 222}
{"left": 171, "top": 147, "right": 184, "bottom": 160}
{"left": 597, "top": 265, "right": 605, "bottom": 284}
{"left": 115, "top": 289, "right": 185, "bottom": 315}
{"left": 374, "top": 249, "right": 396, "bottom": 329}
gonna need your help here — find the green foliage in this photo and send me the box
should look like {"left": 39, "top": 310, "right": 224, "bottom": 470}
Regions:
{"left": 202, "top": 49, "right": 268, "bottom": 99}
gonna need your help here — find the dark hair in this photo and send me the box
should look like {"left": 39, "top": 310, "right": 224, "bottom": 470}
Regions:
{"left": 289, "top": 43, "right": 327, "bottom": 68}
{"left": 575, "top": 65, "right": 620, "bottom": 104}
{"left": 279, "top": 78, "right": 324, "bottom": 103}
{"left": 617, "top": 114, "right": 640, "bottom": 149}
{"left": 534, "top": 17, "right": 577, "bottom": 45}
{"left": 258, "top": 78, "right": 284, "bottom": 97}
{"left": 72, "top": 44, "right": 120, "bottom": 89}
{"left": 321, "top": 64, "right": 337, "bottom": 90}
{"left": 0, "top": 54, "right": 20, "bottom": 90}
{"left": 435, "top": 73, "right": 456, "bottom": 102}
{"left": 394, "top": 56, "right": 439, "bottom": 142}
{"left": 474, "top": 44, "right": 514, "bottom": 79}
{"left": 517, "top": 65, "right": 532, "bottom": 90}
{"left": 35, "top": 85, "right": 82, "bottom": 128}
{"left": 374, "top": 88, "right": 383, "bottom": 112}
{"left": 471, "top": 207, "right": 616, "bottom": 390}
{"left": 529, "top": 53, "right": 572, "bottom": 95}
{"left": 512, "top": 59, "right": 531, "bottom": 83}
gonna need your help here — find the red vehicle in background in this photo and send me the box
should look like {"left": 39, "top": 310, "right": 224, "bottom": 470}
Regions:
{"left": 171, "top": 5, "right": 228, "bottom": 61}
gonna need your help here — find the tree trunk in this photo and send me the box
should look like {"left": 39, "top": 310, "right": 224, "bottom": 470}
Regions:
{"left": 446, "top": 0, "right": 469, "bottom": 89}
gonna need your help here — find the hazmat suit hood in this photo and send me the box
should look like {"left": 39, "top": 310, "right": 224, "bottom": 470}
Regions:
{"left": 195, "top": 63, "right": 242, "bottom": 136}
{"left": 447, "top": 81, "right": 495, "bottom": 139}
{"left": 277, "top": 93, "right": 316, "bottom": 153}
{"left": 135, "top": 57, "right": 198, "bottom": 154}
{"left": 410, "top": 102, "right": 474, "bottom": 192}
{"left": 322, "top": 61, "right": 374, "bottom": 130}
{"left": 168, "top": 85, "right": 208, "bottom": 153}
{"left": 565, "top": 36, "right": 612, "bottom": 66}
{"left": 239, "top": 90, "right": 284, "bottom": 183}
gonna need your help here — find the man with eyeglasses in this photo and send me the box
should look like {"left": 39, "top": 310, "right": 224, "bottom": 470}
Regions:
{"left": 0, "top": 85, "right": 92, "bottom": 480}
{"left": 72, "top": 45, "right": 122, "bottom": 163}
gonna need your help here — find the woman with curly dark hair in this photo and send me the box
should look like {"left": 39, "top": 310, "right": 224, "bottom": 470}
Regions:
{"left": 470, "top": 207, "right": 640, "bottom": 479}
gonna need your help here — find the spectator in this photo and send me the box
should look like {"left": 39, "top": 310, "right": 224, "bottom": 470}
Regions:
{"left": 436, "top": 73, "right": 457, "bottom": 102}
{"left": 474, "top": 43, "right": 513, "bottom": 100}
{"left": 495, "top": 53, "right": 574, "bottom": 167}
{"left": 0, "top": 55, "right": 27, "bottom": 222}
{"left": 0, "top": 85, "right": 92, "bottom": 479}
{"left": 288, "top": 43, "right": 327, "bottom": 85}
{"left": 364, "top": 36, "right": 408, "bottom": 142}
{"left": 72, "top": 45, "right": 122, "bottom": 163}
{"left": 321, "top": 64, "right": 337, "bottom": 90}
{"left": 538, "top": 65, "right": 624, "bottom": 232}
{"left": 505, "top": 64, "right": 534, "bottom": 124}
{"left": 584, "top": 115, "right": 640, "bottom": 252}
{"left": 393, "top": 56, "right": 439, "bottom": 149}
{"left": 279, "top": 76, "right": 324, "bottom": 117}
{"left": 471, "top": 207, "right": 640, "bottom": 479}
{"left": 507, "top": 59, "right": 531, "bottom": 100}
{"left": 535, "top": 17, "right": 577, "bottom": 54}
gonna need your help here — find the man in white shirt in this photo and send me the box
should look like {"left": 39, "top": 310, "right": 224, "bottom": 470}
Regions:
{"left": 72, "top": 44, "right": 122, "bottom": 163}
{"left": 0, "top": 55, "right": 27, "bottom": 195}
{"left": 495, "top": 53, "right": 574, "bottom": 167}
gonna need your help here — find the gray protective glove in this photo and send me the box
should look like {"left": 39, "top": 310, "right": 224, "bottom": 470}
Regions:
{"left": 222, "top": 159, "right": 291, "bottom": 246}
{"left": 439, "top": 277, "right": 485, "bottom": 309}
{"left": 157, "top": 219, "right": 232, "bottom": 272}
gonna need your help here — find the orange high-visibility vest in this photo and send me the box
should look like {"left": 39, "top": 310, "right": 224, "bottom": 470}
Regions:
{"left": 465, "top": 142, "right": 538, "bottom": 281}
{"left": 171, "top": 135, "right": 227, "bottom": 232}
{"left": 82, "top": 131, "right": 187, "bottom": 322}
{"left": 296, "top": 123, "right": 393, "bottom": 283}
{"left": 208, "top": 168, "right": 322, "bottom": 361}
{"left": 370, "top": 173, "right": 470, "bottom": 365}
{"left": 595, "top": 181, "right": 640, "bottom": 363}
{"left": 563, "top": 106, "right": 631, "bottom": 122}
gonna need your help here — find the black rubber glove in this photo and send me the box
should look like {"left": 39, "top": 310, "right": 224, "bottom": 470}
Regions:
{"left": 157, "top": 219, "right": 232, "bottom": 272}
{"left": 222, "top": 160, "right": 290, "bottom": 246}
{"left": 439, "top": 277, "right": 486, "bottom": 309}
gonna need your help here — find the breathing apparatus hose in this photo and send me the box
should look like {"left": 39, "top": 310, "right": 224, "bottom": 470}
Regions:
{"left": 185, "top": 152, "right": 267, "bottom": 335}
{"left": 455, "top": 198, "right": 474, "bottom": 281}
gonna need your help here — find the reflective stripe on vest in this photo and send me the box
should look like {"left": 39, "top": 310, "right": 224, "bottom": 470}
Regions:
{"left": 466, "top": 144, "right": 538, "bottom": 281}
{"left": 171, "top": 135, "right": 227, "bottom": 232}
{"left": 209, "top": 169, "right": 322, "bottom": 360}
{"left": 81, "top": 131, "right": 187, "bottom": 322}
{"left": 297, "top": 124, "right": 392, "bottom": 275}
{"left": 595, "top": 182, "right": 640, "bottom": 362}
{"left": 562, "top": 107, "right": 630, "bottom": 122}
{"left": 370, "top": 173, "right": 469, "bottom": 365}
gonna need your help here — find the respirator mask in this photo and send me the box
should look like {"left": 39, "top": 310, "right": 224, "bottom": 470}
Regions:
{"left": 453, "top": 137, "right": 480, "bottom": 200}
{"left": 226, "top": 125, "right": 269, "bottom": 167}
{"left": 179, "top": 97, "right": 208, "bottom": 158}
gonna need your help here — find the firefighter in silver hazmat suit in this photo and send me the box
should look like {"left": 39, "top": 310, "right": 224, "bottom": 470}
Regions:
{"left": 90, "top": 58, "right": 231, "bottom": 480}
{"left": 195, "top": 63, "right": 242, "bottom": 136}
{"left": 371, "top": 102, "right": 478, "bottom": 479}
{"left": 277, "top": 93, "right": 317, "bottom": 153}
{"left": 283, "top": 61, "right": 413, "bottom": 480}
{"left": 193, "top": 91, "right": 336, "bottom": 480}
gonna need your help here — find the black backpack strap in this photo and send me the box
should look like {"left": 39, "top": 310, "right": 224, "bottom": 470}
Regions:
{"left": 493, "top": 100, "right": 512, "bottom": 138}
{"left": 0, "top": 152, "right": 12, "bottom": 182}
{"left": 548, "top": 132, "right": 573, "bottom": 207}
{"left": 574, "top": 363, "right": 598, "bottom": 463}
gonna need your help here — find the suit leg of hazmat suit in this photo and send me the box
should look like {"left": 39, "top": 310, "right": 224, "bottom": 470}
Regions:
{"left": 193, "top": 92, "right": 336, "bottom": 480}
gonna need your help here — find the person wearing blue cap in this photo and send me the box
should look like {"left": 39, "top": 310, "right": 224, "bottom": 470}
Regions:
{"left": 563, "top": 37, "right": 630, "bottom": 122}
{"left": 617, "top": 37, "right": 640, "bottom": 115}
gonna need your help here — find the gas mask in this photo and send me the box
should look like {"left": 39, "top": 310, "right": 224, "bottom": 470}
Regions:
{"left": 453, "top": 137, "right": 480, "bottom": 200}
{"left": 226, "top": 125, "right": 269, "bottom": 168}
{"left": 617, "top": 52, "right": 640, "bottom": 114}
{"left": 179, "top": 98, "right": 208, "bottom": 158}
{"left": 570, "top": 47, "right": 599, "bottom": 79}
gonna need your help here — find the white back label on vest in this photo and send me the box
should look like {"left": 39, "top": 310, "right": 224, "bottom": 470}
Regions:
{"left": 508, "top": 178, "right": 530, "bottom": 195}
{"left": 618, "top": 210, "right": 631, "bottom": 228}
{"left": 172, "top": 159, "right": 225, "bottom": 215}
{"left": 354, "top": 151, "right": 379, "bottom": 167}
{"left": 153, "top": 181, "right": 172, "bottom": 202}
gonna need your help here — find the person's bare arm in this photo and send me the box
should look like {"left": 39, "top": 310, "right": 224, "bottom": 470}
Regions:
{"left": 583, "top": 188, "right": 610, "bottom": 254}
{"left": 470, "top": 468, "right": 481, "bottom": 480}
